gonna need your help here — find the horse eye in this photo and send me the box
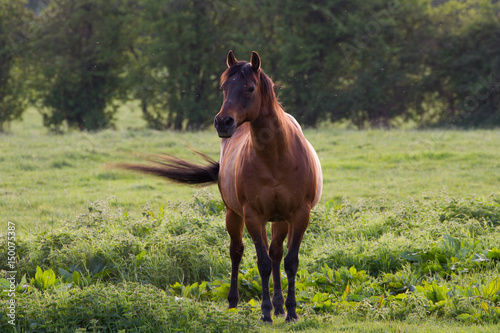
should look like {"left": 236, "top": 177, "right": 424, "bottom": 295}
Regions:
{"left": 246, "top": 86, "right": 255, "bottom": 92}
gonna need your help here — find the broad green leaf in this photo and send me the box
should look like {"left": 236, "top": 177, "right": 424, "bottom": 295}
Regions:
{"left": 58, "top": 268, "right": 73, "bottom": 282}
{"left": 481, "top": 301, "right": 489, "bottom": 312}
{"left": 457, "top": 313, "right": 471, "bottom": 321}
{"left": 485, "top": 278, "right": 500, "bottom": 298}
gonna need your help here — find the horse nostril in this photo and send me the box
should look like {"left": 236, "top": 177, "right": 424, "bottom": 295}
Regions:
{"left": 214, "top": 116, "right": 235, "bottom": 136}
{"left": 224, "top": 117, "right": 234, "bottom": 127}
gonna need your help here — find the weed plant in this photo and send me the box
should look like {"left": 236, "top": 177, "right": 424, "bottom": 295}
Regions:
{"left": 1, "top": 194, "right": 499, "bottom": 331}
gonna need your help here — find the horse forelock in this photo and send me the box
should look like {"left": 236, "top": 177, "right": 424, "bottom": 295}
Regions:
{"left": 220, "top": 62, "right": 279, "bottom": 108}
{"left": 220, "top": 62, "right": 251, "bottom": 87}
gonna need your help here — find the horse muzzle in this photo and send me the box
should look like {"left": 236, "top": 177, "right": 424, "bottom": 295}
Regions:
{"left": 214, "top": 115, "right": 237, "bottom": 138}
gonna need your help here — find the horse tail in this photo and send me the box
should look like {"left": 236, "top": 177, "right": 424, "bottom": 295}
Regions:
{"left": 114, "top": 150, "right": 219, "bottom": 186}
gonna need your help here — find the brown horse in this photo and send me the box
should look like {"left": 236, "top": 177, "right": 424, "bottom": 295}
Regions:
{"left": 119, "top": 51, "right": 322, "bottom": 323}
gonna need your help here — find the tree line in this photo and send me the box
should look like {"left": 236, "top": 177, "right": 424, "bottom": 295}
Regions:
{"left": 1, "top": 0, "right": 499, "bottom": 131}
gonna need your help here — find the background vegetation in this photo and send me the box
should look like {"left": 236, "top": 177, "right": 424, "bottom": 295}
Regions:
{"left": 1, "top": 0, "right": 499, "bottom": 332}
{"left": 1, "top": 0, "right": 499, "bottom": 131}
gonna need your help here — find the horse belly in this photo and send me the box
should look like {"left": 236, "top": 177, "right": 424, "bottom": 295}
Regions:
{"left": 307, "top": 140, "right": 323, "bottom": 208}
{"left": 219, "top": 177, "right": 243, "bottom": 216}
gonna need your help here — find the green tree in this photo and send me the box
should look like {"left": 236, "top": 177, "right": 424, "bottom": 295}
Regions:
{"left": 330, "top": 0, "right": 436, "bottom": 128}
{"left": 209, "top": 0, "right": 348, "bottom": 127}
{"left": 29, "top": 0, "right": 133, "bottom": 131}
{"left": 127, "top": 0, "right": 232, "bottom": 130}
{"left": 255, "top": 0, "right": 498, "bottom": 128}
{"left": 426, "top": 0, "right": 500, "bottom": 127}
{"left": 274, "top": 0, "right": 345, "bottom": 126}
{"left": 332, "top": 0, "right": 500, "bottom": 128}
{"left": 0, "top": 0, "right": 30, "bottom": 131}
{"left": 14, "top": 0, "right": 499, "bottom": 131}
{"left": 234, "top": 0, "right": 428, "bottom": 128}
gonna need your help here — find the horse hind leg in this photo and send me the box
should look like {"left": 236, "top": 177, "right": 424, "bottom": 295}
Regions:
{"left": 269, "top": 222, "right": 288, "bottom": 316}
{"left": 225, "top": 209, "right": 244, "bottom": 308}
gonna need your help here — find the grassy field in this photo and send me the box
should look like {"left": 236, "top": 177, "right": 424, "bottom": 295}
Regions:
{"left": 2, "top": 107, "right": 499, "bottom": 230}
{"left": 1, "top": 106, "right": 500, "bottom": 332}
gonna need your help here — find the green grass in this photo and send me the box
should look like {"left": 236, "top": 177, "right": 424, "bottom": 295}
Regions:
{"left": 2, "top": 195, "right": 499, "bottom": 332}
{"left": 1, "top": 106, "right": 500, "bottom": 332}
{"left": 2, "top": 107, "right": 499, "bottom": 230}
{"left": 265, "top": 317, "right": 500, "bottom": 333}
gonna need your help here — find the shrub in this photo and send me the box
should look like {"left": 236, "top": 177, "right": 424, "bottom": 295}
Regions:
{"left": 0, "top": 282, "right": 258, "bottom": 332}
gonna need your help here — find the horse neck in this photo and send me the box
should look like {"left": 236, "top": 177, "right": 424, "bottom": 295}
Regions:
{"left": 249, "top": 102, "right": 291, "bottom": 158}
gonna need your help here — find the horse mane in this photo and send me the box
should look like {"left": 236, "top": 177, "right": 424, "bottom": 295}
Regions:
{"left": 220, "top": 62, "right": 283, "bottom": 114}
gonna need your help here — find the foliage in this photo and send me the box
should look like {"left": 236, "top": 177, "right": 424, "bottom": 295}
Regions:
{"left": 27, "top": 0, "right": 133, "bottom": 131}
{"left": 0, "top": 0, "right": 499, "bottom": 130}
{"left": 331, "top": 0, "right": 437, "bottom": 127}
{"left": 152, "top": 196, "right": 499, "bottom": 325}
{"left": 1, "top": 282, "right": 257, "bottom": 332}
{"left": 0, "top": 0, "right": 30, "bottom": 131}
{"left": 263, "top": 0, "right": 500, "bottom": 128}
{"left": 122, "top": 0, "right": 232, "bottom": 130}
{"left": 1, "top": 194, "right": 500, "bottom": 330}
{"left": 1, "top": 197, "right": 229, "bottom": 288}
{"left": 180, "top": 0, "right": 500, "bottom": 128}
{"left": 435, "top": 1, "right": 500, "bottom": 127}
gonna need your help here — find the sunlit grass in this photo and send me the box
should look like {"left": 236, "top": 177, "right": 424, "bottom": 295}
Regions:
{"left": 1, "top": 105, "right": 499, "bottom": 332}
{"left": 1, "top": 106, "right": 499, "bottom": 230}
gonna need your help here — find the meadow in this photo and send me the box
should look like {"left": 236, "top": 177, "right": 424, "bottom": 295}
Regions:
{"left": 1, "top": 106, "right": 500, "bottom": 332}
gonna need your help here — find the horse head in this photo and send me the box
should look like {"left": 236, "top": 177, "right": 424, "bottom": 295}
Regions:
{"left": 214, "top": 51, "right": 263, "bottom": 138}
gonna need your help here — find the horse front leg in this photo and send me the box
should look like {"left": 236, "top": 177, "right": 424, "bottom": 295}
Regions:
{"left": 244, "top": 207, "right": 273, "bottom": 323}
{"left": 269, "top": 222, "right": 288, "bottom": 316}
{"left": 284, "top": 208, "right": 310, "bottom": 322}
{"left": 226, "top": 209, "right": 244, "bottom": 308}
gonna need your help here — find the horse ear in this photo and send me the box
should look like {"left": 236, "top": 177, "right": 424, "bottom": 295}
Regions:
{"left": 250, "top": 51, "right": 260, "bottom": 71}
{"left": 227, "top": 50, "right": 237, "bottom": 67}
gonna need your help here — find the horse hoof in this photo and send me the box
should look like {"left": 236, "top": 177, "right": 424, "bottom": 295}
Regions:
{"left": 274, "top": 308, "right": 285, "bottom": 316}
{"left": 260, "top": 316, "right": 273, "bottom": 324}
{"left": 285, "top": 313, "right": 298, "bottom": 322}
